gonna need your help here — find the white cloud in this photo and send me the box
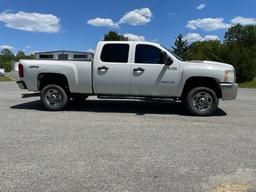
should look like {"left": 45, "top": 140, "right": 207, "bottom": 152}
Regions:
{"left": 231, "top": 16, "right": 256, "bottom": 25}
{"left": 183, "top": 33, "right": 219, "bottom": 43}
{"left": 25, "top": 45, "right": 32, "bottom": 49}
{"left": 187, "top": 18, "right": 230, "bottom": 31}
{"left": 197, "top": 4, "right": 206, "bottom": 10}
{"left": 119, "top": 8, "right": 153, "bottom": 26}
{"left": 123, "top": 33, "right": 145, "bottom": 41}
{"left": 0, "top": 11, "right": 60, "bottom": 33}
{"left": 202, "top": 35, "right": 220, "bottom": 41}
{"left": 0, "top": 45, "right": 14, "bottom": 50}
{"left": 87, "top": 49, "right": 94, "bottom": 53}
{"left": 87, "top": 17, "right": 118, "bottom": 28}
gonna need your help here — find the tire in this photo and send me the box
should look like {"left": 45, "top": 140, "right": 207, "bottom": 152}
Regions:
{"left": 185, "top": 87, "right": 219, "bottom": 116}
{"left": 41, "top": 84, "right": 68, "bottom": 111}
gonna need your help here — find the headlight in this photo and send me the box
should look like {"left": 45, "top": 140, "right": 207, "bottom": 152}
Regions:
{"left": 224, "top": 70, "right": 235, "bottom": 83}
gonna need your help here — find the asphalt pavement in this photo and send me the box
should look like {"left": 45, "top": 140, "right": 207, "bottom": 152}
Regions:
{"left": 0, "top": 82, "right": 256, "bottom": 192}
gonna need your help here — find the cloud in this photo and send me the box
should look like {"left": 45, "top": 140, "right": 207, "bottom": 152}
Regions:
{"left": 0, "top": 11, "right": 60, "bottom": 33}
{"left": 183, "top": 33, "right": 219, "bottom": 43}
{"left": 25, "top": 45, "right": 32, "bottom": 49}
{"left": 123, "top": 33, "right": 145, "bottom": 41}
{"left": 119, "top": 8, "right": 153, "bottom": 26}
{"left": 231, "top": 16, "right": 256, "bottom": 25}
{"left": 196, "top": 4, "right": 206, "bottom": 10}
{"left": 87, "top": 17, "right": 118, "bottom": 28}
{"left": 0, "top": 45, "right": 14, "bottom": 50}
{"left": 87, "top": 49, "right": 94, "bottom": 53}
{"left": 187, "top": 18, "right": 230, "bottom": 31}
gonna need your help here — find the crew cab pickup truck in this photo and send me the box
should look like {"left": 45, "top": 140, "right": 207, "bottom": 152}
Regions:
{"left": 17, "top": 41, "right": 238, "bottom": 116}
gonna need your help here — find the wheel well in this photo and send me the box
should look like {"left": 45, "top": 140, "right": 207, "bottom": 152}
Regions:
{"left": 181, "top": 77, "right": 222, "bottom": 99}
{"left": 38, "top": 73, "right": 69, "bottom": 92}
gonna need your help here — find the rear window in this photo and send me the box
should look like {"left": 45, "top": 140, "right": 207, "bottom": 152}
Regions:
{"left": 73, "top": 54, "right": 88, "bottom": 59}
{"left": 101, "top": 44, "right": 129, "bottom": 63}
{"left": 39, "top": 55, "right": 54, "bottom": 59}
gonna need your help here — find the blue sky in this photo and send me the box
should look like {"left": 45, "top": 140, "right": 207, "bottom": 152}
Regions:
{"left": 0, "top": 0, "right": 255, "bottom": 54}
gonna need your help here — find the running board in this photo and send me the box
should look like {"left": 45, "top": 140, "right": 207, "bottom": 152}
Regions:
{"left": 97, "top": 95, "right": 178, "bottom": 101}
{"left": 22, "top": 93, "right": 40, "bottom": 99}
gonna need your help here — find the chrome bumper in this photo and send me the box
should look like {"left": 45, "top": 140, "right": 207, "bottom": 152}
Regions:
{"left": 220, "top": 83, "right": 238, "bottom": 100}
{"left": 16, "top": 81, "right": 27, "bottom": 90}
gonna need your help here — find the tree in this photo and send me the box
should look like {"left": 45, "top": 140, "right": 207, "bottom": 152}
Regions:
{"left": 16, "top": 51, "right": 26, "bottom": 60}
{"left": 224, "top": 24, "right": 256, "bottom": 82}
{"left": 172, "top": 34, "right": 189, "bottom": 60}
{"left": 187, "top": 40, "right": 224, "bottom": 62}
{"left": 103, "top": 31, "right": 127, "bottom": 41}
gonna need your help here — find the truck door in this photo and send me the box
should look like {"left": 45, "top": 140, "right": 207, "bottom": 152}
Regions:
{"left": 93, "top": 43, "right": 131, "bottom": 95}
{"left": 131, "top": 44, "right": 180, "bottom": 97}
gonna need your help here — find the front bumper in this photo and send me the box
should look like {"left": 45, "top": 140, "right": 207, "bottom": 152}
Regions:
{"left": 16, "top": 81, "right": 27, "bottom": 90}
{"left": 220, "top": 83, "right": 238, "bottom": 100}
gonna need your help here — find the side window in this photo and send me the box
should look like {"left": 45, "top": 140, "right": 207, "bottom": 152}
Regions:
{"left": 101, "top": 44, "right": 129, "bottom": 63}
{"left": 135, "top": 44, "right": 163, "bottom": 64}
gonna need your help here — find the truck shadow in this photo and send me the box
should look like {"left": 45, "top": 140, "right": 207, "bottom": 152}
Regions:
{"left": 11, "top": 99, "right": 227, "bottom": 116}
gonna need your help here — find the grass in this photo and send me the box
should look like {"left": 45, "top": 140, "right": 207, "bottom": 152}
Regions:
{"left": 0, "top": 76, "right": 14, "bottom": 81}
{"left": 239, "top": 77, "right": 256, "bottom": 88}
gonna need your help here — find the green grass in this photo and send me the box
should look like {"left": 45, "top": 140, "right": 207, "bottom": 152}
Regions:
{"left": 0, "top": 76, "right": 14, "bottom": 81}
{"left": 239, "top": 78, "right": 256, "bottom": 88}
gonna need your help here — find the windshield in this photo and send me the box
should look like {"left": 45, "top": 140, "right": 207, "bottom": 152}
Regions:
{"left": 160, "top": 45, "right": 184, "bottom": 61}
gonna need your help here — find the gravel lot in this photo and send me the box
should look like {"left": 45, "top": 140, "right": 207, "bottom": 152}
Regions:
{"left": 0, "top": 82, "right": 256, "bottom": 192}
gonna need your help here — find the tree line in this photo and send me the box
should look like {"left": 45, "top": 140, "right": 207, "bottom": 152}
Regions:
{"left": 172, "top": 24, "right": 256, "bottom": 82}
{"left": 1, "top": 24, "right": 255, "bottom": 82}
{"left": 0, "top": 49, "right": 34, "bottom": 72}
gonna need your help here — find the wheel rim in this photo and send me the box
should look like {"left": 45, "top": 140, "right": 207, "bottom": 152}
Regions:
{"left": 45, "top": 88, "right": 63, "bottom": 107}
{"left": 192, "top": 91, "right": 213, "bottom": 112}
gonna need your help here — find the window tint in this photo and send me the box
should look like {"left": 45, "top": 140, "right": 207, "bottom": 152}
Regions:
{"left": 58, "top": 54, "right": 68, "bottom": 60}
{"left": 135, "top": 45, "right": 163, "bottom": 64}
{"left": 39, "top": 55, "right": 54, "bottom": 59}
{"left": 73, "top": 54, "right": 88, "bottom": 59}
{"left": 101, "top": 44, "right": 129, "bottom": 63}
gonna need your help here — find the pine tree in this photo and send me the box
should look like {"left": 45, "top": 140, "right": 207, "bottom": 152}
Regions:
{"left": 172, "top": 34, "right": 189, "bottom": 60}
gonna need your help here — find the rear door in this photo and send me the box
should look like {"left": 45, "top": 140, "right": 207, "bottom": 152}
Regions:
{"left": 93, "top": 43, "right": 131, "bottom": 95}
{"left": 131, "top": 43, "right": 180, "bottom": 97}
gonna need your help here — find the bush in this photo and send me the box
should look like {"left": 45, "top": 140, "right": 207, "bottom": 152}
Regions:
{"left": 0, "top": 61, "right": 12, "bottom": 72}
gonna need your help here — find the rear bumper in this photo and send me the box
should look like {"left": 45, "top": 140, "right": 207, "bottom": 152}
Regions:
{"left": 16, "top": 81, "right": 27, "bottom": 90}
{"left": 220, "top": 83, "right": 238, "bottom": 100}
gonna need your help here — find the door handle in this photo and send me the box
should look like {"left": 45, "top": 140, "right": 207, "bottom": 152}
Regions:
{"left": 133, "top": 67, "right": 145, "bottom": 72}
{"left": 98, "top": 66, "right": 109, "bottom": 71}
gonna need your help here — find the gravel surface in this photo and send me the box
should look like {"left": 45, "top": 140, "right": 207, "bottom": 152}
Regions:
{"left": 0, "top": 82, "right": 256, "bottom": 192}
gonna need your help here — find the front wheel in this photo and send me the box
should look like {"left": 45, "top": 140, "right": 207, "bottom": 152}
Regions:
{"left": 41, "top": 84, "right": 68, "bottom": 111}
{"left": 185, "top": 87, "right": 219, "bottom": 116}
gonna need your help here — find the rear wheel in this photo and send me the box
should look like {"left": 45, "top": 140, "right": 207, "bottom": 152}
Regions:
{"left": 41, "top": 84, "right": 68, "bottom": 111}
{"left": 185, "top": 87, "right": 219, "bottom": 116}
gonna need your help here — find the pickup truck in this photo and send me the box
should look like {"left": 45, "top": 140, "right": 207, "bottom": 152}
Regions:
{"left": 17, "top": 41, "right": 238, "bottom": 116}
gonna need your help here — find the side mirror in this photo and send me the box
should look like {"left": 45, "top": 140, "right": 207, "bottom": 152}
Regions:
{"left": 162, "top": 51, "right": 173, "bottom": 66}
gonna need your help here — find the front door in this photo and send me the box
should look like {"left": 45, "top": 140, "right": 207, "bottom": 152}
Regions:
{"left": 131, "top": 44, "right": 180, "bottom": 97}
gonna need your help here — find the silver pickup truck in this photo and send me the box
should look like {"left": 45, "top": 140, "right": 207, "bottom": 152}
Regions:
{"left": 17, "top": 41, "right": 237, "bottom": 116}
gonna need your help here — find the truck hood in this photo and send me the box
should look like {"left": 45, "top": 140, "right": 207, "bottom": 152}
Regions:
{"left": 186, "top": 60, "right": 235, "bottom": 70}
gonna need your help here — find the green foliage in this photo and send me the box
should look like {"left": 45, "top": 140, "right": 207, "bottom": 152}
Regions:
{"left": 173, "top": 24, "right": 256, "bottom": 82}
{"left": 187, "top": 40, "right": 223, "bottom": 62}
{"left": 172, "top": 34, "right": 189, "bottom": 60}
{"left": 0, "top": 49, "right": 35, "bottom": 72}
{"left": 103, "top": 31, "right": 127, "bottom": 41}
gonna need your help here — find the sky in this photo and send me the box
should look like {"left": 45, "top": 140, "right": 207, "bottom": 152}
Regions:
{"left": 0, "top": 0, "right": 255, "bottom": 54}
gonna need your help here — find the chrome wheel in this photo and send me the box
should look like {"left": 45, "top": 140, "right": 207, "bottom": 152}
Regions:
{"left": 45, "top": 88, "right": 63, "bottom": 106}
{"left": 192, "top": 92, "right": 213, "bottom": 112}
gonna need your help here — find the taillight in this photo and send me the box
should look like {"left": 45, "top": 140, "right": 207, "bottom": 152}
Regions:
{"left": 18, "top": 63, "right": 24, "bottom": 78}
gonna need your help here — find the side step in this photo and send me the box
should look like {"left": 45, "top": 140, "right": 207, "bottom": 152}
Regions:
{"left": 97, "top": 95, "right": 178, "bottom": 101}
{"left": 22, "top": 93, "right": 40, "bottom": 99}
